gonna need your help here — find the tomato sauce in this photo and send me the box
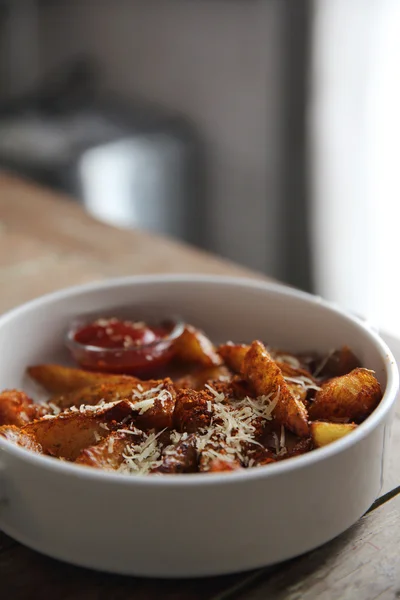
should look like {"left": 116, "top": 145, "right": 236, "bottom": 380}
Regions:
{"left": 70, "top": 318, "right": 176, "bottom": 377}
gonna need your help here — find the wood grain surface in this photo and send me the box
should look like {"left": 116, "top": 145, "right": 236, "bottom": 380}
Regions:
{"left": 0, "top": 173, "right": 399, "bottom": 599}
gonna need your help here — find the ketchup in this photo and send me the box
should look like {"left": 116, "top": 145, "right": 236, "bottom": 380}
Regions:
{"left": 69, "top": 318, "right": 177, "bottom": 377}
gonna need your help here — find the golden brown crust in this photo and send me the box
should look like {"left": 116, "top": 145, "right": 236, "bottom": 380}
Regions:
{"left": 173, "top": 326, "right": 222, "bottom": 367}
{"left": 51, "top": 378, "right": 166, "bottom": 410}
{"left": 0, "top": 424, "right": 43, "bottom": 453}
{"left": 242, "top": 341, "right": 310, "bottom": 437}
{"left": 22, "top": 400, "right": 133, "bottom": 460}
{"left": 218, "top": 343, "right": 249, "bottom": 373}
{"left": 28, "top": 364, "right": 137, "bottom": 395}
{"left": 75, "top": 430, "right": 141, "bottom": 469}
{"left": 0, "top": 389, "right": 49, "bottom": 426}
{"left": 309, "top": 368, "right": 382, "bottom": 423}
{"left": 173, "top": 389, "right": 213, "bottom": 433}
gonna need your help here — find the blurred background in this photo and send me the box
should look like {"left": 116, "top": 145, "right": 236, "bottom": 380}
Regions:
{"left": 0, "top": 0, "right": 398, "bottom": 335}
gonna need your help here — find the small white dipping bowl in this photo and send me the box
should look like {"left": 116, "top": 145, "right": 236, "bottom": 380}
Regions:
{"left": 0, "top": 275, "right": 397, "bottom": 577}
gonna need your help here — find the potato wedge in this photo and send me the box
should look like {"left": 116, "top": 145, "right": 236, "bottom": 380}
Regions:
{"left": 204, "top": 458, "right": 242, "bottom": 472}
{"left": 28, "top": 364, "right": 137, "bottom": 394}
{"left": 173, "top": 326, "right": 222, "bottom": 367}
{"left": 151, "top": 434, "right": 198, "bottom": 474}
{"left": 0, "top": 424, "right": 43, "bottom": 453}
{"left": 0, "top": 389, "right": 49, "bottom": 426}
{"left": 315, "top": 346, "right": 362, "bottom": 379}
{"left": 308, "top": 368, "right": 382, "bottom": 422}
{"left": 23, "top": 400, "right": 133, "bottom": 460}
{"left": 174, "top": 365, "right": 231, "bottom": 391}
{"left": 218, "top": 343, "right": 249, "bottom": 373}
{"left": 311, "top": 421, "right": 357, "bottom": 447}
{"left": 51, "top": 378, "right": 166, "bottom": 410}
{"left": 135, "top": 380, "right": 176, "bottom": 431}
{"left": 75, "top": 429, "right": 143, "bottom": 469}
{"left": 242, "top": 341, "right": 309, "bottom": 437}
{"left": 173, "top": 389, "right": 213, "bottom": 433}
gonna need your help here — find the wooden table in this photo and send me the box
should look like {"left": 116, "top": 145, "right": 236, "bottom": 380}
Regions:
{"left": 1, "top": 174, "right": 399, "bottom": 599}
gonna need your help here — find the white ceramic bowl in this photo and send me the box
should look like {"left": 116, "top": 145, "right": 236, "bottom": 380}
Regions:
{"left": 0, "top": 275, "right": 397, "bottom": 577}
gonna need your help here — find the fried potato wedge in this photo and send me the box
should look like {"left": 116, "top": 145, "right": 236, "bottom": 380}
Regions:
{"left": 174, "top": 365, "right": 231, "bottom": 391}
{"left": 205, "top": 458, "right": 242, "bottom": 472}
{"left": 75, "top": 429, "right": 143, "bottom": 469}
{"left": 151, "top": 434, "right": 198, "bottom": 474}
{"left": 308, "top": 368, "right": 382, "bottom": 422}
{"left": 135, "top": 380, "right": 176, "bottom": 431}
{"left": 0, "top": 424, "right": 43, "bottom": 453}
{"left": 218, "top": 343, "right": 249, "bottom": 373}
{"left": 51, "top": 378, "right": 166, "bottom": 410}
{"left": 23, "top": 400, "right": 133, "bottom": 460}
{"left": 316, "top": 346, "right": 362, "bottom": 379}
{"left": 28, "top": 364, "right": 137, "bottom": 394}
{"left": 173, "top": 326, "right": 222, "bottom": 367}
{"left": 0, "top": 389, "right": 49, "bottom": 426}
{"left": 173, "top": 389, "right": 213, "bottom": 433}
{"left": 311, "top": 421, "right": 357, "bottom": 447}
{"left": 242, "top": 341, "right": 309, "bottom": 437}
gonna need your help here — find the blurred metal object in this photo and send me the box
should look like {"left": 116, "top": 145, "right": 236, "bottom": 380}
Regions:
{"left": 0, "top": 60, "right": 204, "bottom": 243}
{"left": 78, "top": 134, "right": 193, "bottom": 239}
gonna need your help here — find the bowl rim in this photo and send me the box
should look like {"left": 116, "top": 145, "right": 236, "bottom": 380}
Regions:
{"left": 0, "top": 273, "right": 398, "bottom": 487}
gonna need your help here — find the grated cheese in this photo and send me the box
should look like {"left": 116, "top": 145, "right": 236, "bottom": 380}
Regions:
{"left": 119, "top": 428, "right": 166, "bottom": 475}
{"left": 196, "top": 386, "right": 280, "bottom": 468}
{"left": 283, "top": 375, "right": 321, "bottom": 392}
{"left": 48, "top": 402, "right": 61, "bottom": 415}
{"left": 275, "top": 353, "right": 301, "bottom": 369}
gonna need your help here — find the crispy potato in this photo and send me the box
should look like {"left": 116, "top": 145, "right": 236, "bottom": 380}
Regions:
{"left": 151, "top": 434, "right": 198, "bottom": 474}
{"left": 309, "top": 368, "right": 382, "bottom": 423}
{"left": 316, "top": 346, "right": 362, "bottom": 379}
{"left": 0, "top": 390, "right": 49, "bottom": 426}
{"left": 51, "top": 378, "right": 165, "bottom": 409}
{"left": 205, "top": 458, "right": 242, "bottom": 472}
{"left": 218, "top": 343, "right": 249, "bottom": 373}
{"left": 135, "top": 380, "right": 176, "bottom": 431}
{"left": 23, "top": 400, "right": 133, "bottom": 460}
{"left": 242, "top": 341, "right": 309, "bottom": 437}
{"left": 173, "top": 389, "right": 213, "bottom": 433}
{"left": 311, "top": 421, "right": 357, "bottom": 447}
{"left": 75, "top": 429, "right": 142, "bottom": 469}
{"left": 173, "top": 326, "right": 222, "bottom": 367}
{"left": 199, "top": 437, "right": 242, "bottom": 472}
{"left": 28, "top": 364, "right": 137, "bottom": 394}
{"left": 0, "top": 424, "right": 43, "bottom": 453}
{"left": 174, "top": 365, "right": 231, "bottom": 391}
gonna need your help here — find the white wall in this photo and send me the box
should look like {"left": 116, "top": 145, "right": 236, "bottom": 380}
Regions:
{"left": 309, "top": 0, "right": 400, "bottom": 336}
{"left": 36, "top": 0, "right": 285, "bottom": 277}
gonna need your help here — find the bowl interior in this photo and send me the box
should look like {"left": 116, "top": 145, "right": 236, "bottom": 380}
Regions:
{"left": 0, "top": 277, "right": 392, "bottom": 395}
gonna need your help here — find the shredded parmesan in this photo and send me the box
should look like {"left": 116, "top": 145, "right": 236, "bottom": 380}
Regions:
{"left": 48, "top": 402, "right": 61, "bottom": 415}
{"left": 283, "top": 375, "right": 321, "bottom": 392}
{"left": 277, "top": 354, "right": 301, "bottom": 368}
{"left": 119, "top": 428, "right": 166, "bottom": 475}
{"left": 196, "top": 385, "right": 281, "bottom": 468}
